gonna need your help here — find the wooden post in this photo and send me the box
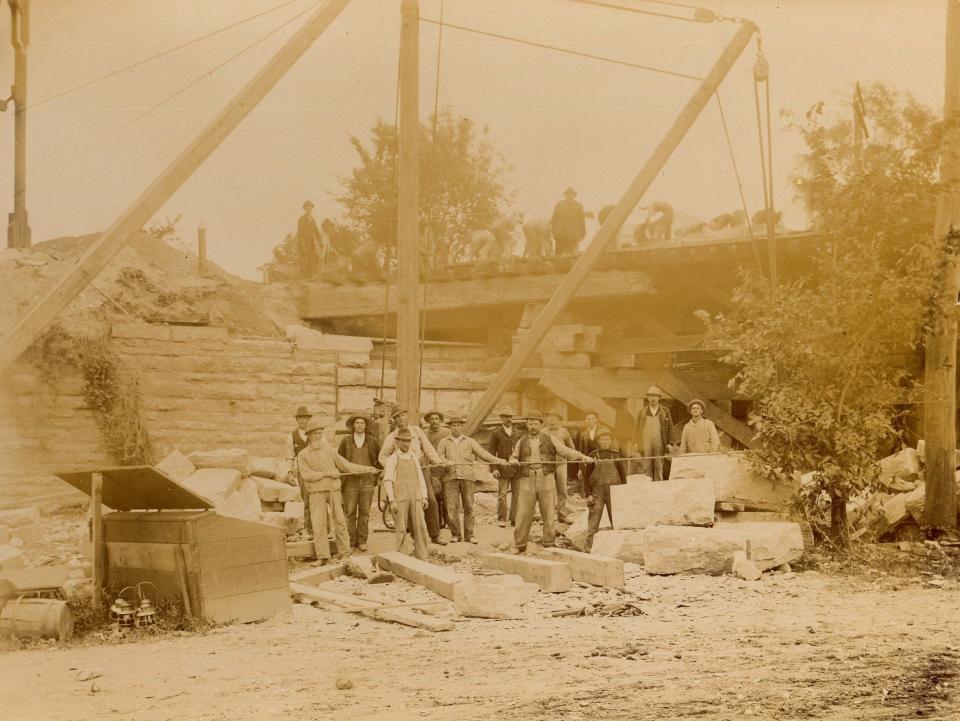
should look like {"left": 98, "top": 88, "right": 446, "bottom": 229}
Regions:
{"left": 6, "top": 0, "right": 31, "bottom": 249}
{"left": 923, "top": 0, "right": 960, "bottom": 532}
{"left": 396, "top": 0, "right": 421, "bottom": 418}
{"left": 463, "top": 20, "right": 758, "bottom": 435}
{"left": 197, "top": 223, "right": 207, "bottom": 276}
{"left": 91, "top": 472, "right": 104, "bottom": 606}
{"left": 0, "top": 0, "right": 352, "bottom": 371}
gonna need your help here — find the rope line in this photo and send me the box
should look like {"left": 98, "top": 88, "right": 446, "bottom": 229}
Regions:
{"left": 566, "top": 0, "right": 708, "bottom": 24}
{"left": 25, "top": 0, "right": 323, "bottom": 193}
{"left": 714, "top": 90, "right": 763, "bottom": 271}
{"left": 10, "top": 0, "right": 304, "bottom": 116}
{"left": 419, "top": 17, "right": 702, "bottom": 82}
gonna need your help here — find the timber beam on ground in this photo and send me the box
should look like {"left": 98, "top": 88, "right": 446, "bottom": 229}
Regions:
{"left": 302, "top": 268, "right": 656, "bottom": 320}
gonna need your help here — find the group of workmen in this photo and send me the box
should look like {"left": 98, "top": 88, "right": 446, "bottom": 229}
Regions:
{"left": 284, "top": 385, "right": 721, "bottom": 564}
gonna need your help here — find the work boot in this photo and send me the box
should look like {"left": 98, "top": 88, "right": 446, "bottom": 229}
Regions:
{"left": 358, "top": 544, "right": 367, "bottom": 553}
{"left": 514, "top": 546, "right": 526, "bottom": 554}
{"left": 468, "top": 537, "right": 478, "bottom": 545}
{"left": 497, "top": 520, "right": 507, "bottom": 528}
{"left": 431, "top": 537, "right": 448, "bottom": 546}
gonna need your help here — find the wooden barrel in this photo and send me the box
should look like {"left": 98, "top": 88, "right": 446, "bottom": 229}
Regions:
{"left": 0, "top": 597, "right": 74, "bottom": 641}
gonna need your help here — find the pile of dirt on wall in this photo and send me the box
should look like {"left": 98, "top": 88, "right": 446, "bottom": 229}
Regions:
{"left": 0, "top": 232, "right": 304, "bottom": 340}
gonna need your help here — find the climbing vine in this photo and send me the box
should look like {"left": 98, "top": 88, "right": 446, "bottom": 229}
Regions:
{"left": 25, "top": 324, "right": 152, "bottom": 465}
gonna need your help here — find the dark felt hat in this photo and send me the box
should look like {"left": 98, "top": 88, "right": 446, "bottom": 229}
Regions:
{"left": 294, "top": 405, "right": 311, "bottom": 418}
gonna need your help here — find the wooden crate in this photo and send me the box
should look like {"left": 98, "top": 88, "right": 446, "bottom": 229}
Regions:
{"left": 103, "top": 510, "right": 290, "bottom": 624}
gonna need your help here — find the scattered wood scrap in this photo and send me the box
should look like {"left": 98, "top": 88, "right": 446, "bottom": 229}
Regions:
{"left": 552, "top": 600, "right": 644, "bottom": 618}
{"left": 290, "top": 582, "right": 453, "bottom": 632}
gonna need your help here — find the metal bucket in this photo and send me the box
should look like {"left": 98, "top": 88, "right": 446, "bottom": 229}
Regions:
{"left": 0, "top": 597, "right": 74, "bottom": 641}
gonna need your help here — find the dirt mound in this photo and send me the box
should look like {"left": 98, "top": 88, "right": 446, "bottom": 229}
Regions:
{"left": 0, "top": 232, "right": 304, "bottom": 340}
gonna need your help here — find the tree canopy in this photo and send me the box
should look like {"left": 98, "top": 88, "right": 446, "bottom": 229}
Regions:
{"left": 703, "top": 83, "right": 950, "bottom": 539}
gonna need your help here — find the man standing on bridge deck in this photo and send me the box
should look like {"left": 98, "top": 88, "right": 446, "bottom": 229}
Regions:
{"left": 509, "top": 410, "right": 591, "bottom": 554}
{"left": 550, "top": 187, "right": 586, "bottom": 256}
{"left": 379, "top": 406, "right": 449, "bottom": 546}
{"left": 296, "top": 201, "right": 326, "bottom": 279}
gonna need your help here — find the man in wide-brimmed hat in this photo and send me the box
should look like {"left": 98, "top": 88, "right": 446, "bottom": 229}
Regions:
{"left": 379, "top": 406, "right": 449, "bottom": 546}
{"left": 508, "top": 410, "right": 591, "bottom": 554}
{"left": 423, "top": 410, "right": 451, "bottom": 535}
{"left": 382, "top": 428, "right": 431, "bottom": 559}
{"left": 296, "top": 200, "right": 330, "bottom": 279}
{"left": 436, "top": 415, "right": 501, "bottom": 543}
{"left": 550, "top": 186, "right": 586, "bottom": 256}
{"left": 679, "top": 399, "right": 720, "bottom": 455}
{"left": 638, "top": 385, "right": 677, "bottom": 482}
{"left": 297, "top": 418, "right": 378, "bottom": 563}
{"left": 337, "top": 414, "right": 382, "bottom": 552}
{"left": 583, "top": 427, "right": 626, "bottom": 551}
{"left": 486, "top": 410, "right": 520, "bottom": 527}
{"left": 286, "top": 405, "right": 314, "bottom": 537}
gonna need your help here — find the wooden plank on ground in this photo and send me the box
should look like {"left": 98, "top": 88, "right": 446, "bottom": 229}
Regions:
{"left": 289, "top": 563, "right": 347, "bottom": 586}
{"left": 289, "top": 582, "right": 454, "bottom": 632}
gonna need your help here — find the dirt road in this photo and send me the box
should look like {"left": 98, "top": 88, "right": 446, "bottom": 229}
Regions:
{"left": 4, "top": 548, "right": 958, "bottom": 721}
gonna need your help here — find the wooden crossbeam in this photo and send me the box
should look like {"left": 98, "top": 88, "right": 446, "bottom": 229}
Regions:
{"left": 0, "top": 0, "right": 352, "bottom": 370}
{"left": 463, "top": 20, "right": 758, "bottom": 435}
{"left": 600, "top": 334, "right": 716, "bottom": 355}
{"left": 538, "top": 370, "right": 618, "bottom": 428}
{"left": 656, "top": 371, "right": 756, "bottom": 449}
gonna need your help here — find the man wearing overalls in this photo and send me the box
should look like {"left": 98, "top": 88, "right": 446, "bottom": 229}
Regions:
{"left": 382, "top": 428, "right": 431, "bottom": 560}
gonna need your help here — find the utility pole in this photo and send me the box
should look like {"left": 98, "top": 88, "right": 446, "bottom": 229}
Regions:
{"left": 6, "top": 0, "right": 31, "bottom": 248}
{"left": 923, "top": 0, "right": 960, "bottom": 533}
{"left": 396, "top": 0, "right": 421, "bottom": 418}
{"left": 197, "top": 223, "right": 207, "bottom": 276}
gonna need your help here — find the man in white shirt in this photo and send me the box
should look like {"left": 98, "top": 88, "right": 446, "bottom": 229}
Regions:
{"left": 382, "top": 429, "right": 431, "bottom": 560}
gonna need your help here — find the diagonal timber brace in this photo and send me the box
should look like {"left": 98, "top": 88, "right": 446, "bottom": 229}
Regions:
{"left": 464, "top": 20, "right": 758, "bottom": 435}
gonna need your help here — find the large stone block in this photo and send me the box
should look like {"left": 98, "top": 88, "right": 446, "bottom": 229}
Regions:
{"left": 453, "top": 575, "right": 538, "bottom": 619}
{"left": 187, "top": 448, "right": 251, "bottom": 476}
{"left": 376, "top": 551, "right": 465, "bottom": 599}
{"left": 879, "top": 447, "right": 921, "bottom": 481}
{"left": 250, "top": 456, "right": 277, "bottom": 479}
{"left": 536, "top": 547, "right": 624, "bottom": 589}
{"left": 0, "top": 544, "right": 24, "bottom": 570}
{"left": 215, "top": 478, "right": 261, "bottom": 522}
{"left": 0, "top": 507, "right": 41, "bottom": 529}
{"left": 480, "top": 553, "right": 571, "bottom": 592}
{"left": 723, "top": 522, "right": 805, "bottom": 571}
{"left": 669, "top": 452, "right": 797, "bottom": 511}
{"left": 10, "top": 523, "right": 43, "bottom": 545}
{"left": 641, "top": 525, "right": 747, "bottom": 576}
{"left": 254, "top": 476, "right": 302, "bottom": 503}
{"left": 731, "top": 550, "right": 762, "bottom": 581}
{"left": 610, "top": 478, "right": 714, "bottom": 530}
{"left": 562, "top": 510, "right": 593, "bottom": 551}
{"left": 259, "top": 511, "right": 302, "bottom": 535}
{"left": 155, "top": 450, "right": 196, "bottom": 484}
{"left": 590, "top": 530, "right": 645, "bottom": 564}
{"left": 183, "top": 468, "right": 242, "bottom": 500}
{"left": 286, "top": 324, "right": 373, "bottom": 354}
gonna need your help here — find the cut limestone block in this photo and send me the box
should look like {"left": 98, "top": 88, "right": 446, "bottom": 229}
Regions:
{"left": 284, "top": 501, "right": 305, "bottom": 517}
{"left": 376, "top": 551, "right": 466, "bottom": 599}
{"left": 0, "top": 526, "right": 9, "bottom": 545}
{"left": 610, "top": 478, "right": 714, "bottom": 530}
{"left": 187, "top": 449, "right": 251, "bottom": 477}
{"left": 642, "top": 526, "right": 747, "bottom": 576}
{"left": 275, "top": 459, "right": 292, "bottom": 483}
{"left": 155, "top": 450, "right": 195, "bottom": 484}
{"left": 290, "top": 564, "right": 347, "bottom": 586}
{"left": 536, "top": 546, "right": 625, "bottom": 589}
{"left": 590, "top": 530, "right": 645, "bottom": 564}
{"left": 250, "top": 457, "right": 278, "bottom": 479}
{"left": 876, "top": 483, "right": 926, "bottom": 534}
{"left": 716, "top": 511, "right": 790, "bottom": 524}
{"left": 259, "top": 512, "right": 302, "bottom": 536}
{"left": 285, "top": 324, "right": 373, "bottom": 353}
{"left": 0, "top": 545, "right": 24, "bottom": 570}
{"left": 480, "top": 552, "right": 571, "bottom": 592}
{"left": 183, "top": 468, "right": 242, "bottom": 499}
{"left": 724, "top": 522, "right": 805, "bottom": 571}
{"left": 562, "top": 510, "right": 593, "bottom": 552}
{"left": 254, "top": 476, "right": 302, "bottom": 503}
{"left": 216, "top": 478, "right": 261, "bottom": 522}
{"left": 879, "top": 448, "right": 921, "bottom": 482}
{"left": 669, "top": 452, "right": 797, "bottom": 511}
{"left": 286, "top": 540, "right": 316, "bottom": 559}
{"left": 0, "top": 507, "right": 41, "bottom": 529}
{"left": 731, "top": 550, "right": 762, "bottom": 581}
{"left": 453, "top": 575, "right": 538, "bottom": 619}
{"left": 10, "top": 524, "right": 43, "bottom": 545}
{"left": 626, "top": 474, "right": 652, "bottom": 485}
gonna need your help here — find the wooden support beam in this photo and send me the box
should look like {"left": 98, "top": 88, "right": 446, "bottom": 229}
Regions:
{"left": 396, "top": 0, "right": 421, "bottom": 417}
{"left": 303, "top": 268, "right": 656, "bottom": 320}
{"left": 601, "top": 334, "right": 711, "bottom": 355}
{"left": 91, "top": 471, "right": 104, "bottom": 607}
{"left": 0, "top": 0, "right": 352, "bottom": 371}
{"left": 656, "top": 371, "right": 757, "bottom": 449}
{"left": 539, "top": 370, "right": 617, "bottom": 428}
{"left": 463, "top": 20, "right": 758, "bottom": 435}
{"left": 520, "top": 367, "right": 738, "bottom": 401}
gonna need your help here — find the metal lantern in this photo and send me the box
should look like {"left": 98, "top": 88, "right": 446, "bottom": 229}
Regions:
{"left": 109, "top": 589, "right": 136, "bottom": 628}
{"left": 134, "top": 582, "right": 158, "bottom": 628}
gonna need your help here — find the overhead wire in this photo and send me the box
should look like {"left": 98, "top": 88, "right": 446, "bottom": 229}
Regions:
{"left": 566, "top": 0, "right": 709, "bottom": 24}
{"left": 24, "top": 0, "right": 323, "bottom": 194}
{"left": 418, "top": 17, "right": 702, "bottom": 81}
{"left": 6, "top": 0, "right": 305, "bottom": 117}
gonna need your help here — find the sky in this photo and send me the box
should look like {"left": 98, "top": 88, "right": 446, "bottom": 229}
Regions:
{"left": 0, "top": 0, "right": 947, "bottom": 279}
